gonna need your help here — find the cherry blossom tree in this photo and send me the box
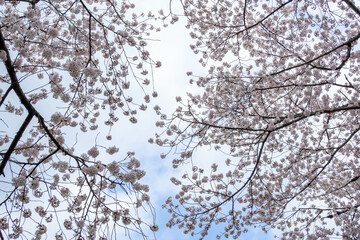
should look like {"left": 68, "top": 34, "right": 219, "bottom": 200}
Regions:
{"left": 156, "top": 0, "right": 360, "bottom": 239}
{"left": 0, "top": 0, "right": 161, "bottom": 239}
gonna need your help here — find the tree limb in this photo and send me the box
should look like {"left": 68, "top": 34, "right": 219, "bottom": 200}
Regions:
{"left": 0, "top": 113, "right": 33, "bottom": 176}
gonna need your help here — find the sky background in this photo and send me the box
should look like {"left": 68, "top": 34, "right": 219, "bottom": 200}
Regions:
{"left": 108, "top": 0, "right": 276, "bottom": 239}
{"left": 0, "top": 0, "right": 275, "bottom": 239}
{"left": 1, "top": 1, "right": 356, "bottom": 239}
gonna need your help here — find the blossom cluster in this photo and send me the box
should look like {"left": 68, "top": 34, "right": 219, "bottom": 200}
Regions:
{"left": 0, "top": 0, "right": 161, "bottom": 239}
{"left": 154, "top": 0, "right": 360, "bottom": 239}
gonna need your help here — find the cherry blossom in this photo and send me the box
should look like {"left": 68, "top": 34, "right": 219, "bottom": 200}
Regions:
{"left": 0, "top": 0, "right": 161, "bottom": 239}
{"left": 155, "top": 0, "right": 360, "bottom": 239}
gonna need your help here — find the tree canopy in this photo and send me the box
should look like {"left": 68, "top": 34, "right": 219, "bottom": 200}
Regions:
{"left": 2, "top": 0, "right": 360, "bottom": 239}
{"left": 0, "top": 0, "right": 160, "bottom": 239}
{"left": 156, "top": 0, "right": 360, "bottom": 239}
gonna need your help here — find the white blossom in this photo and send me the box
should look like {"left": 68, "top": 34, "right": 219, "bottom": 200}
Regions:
{"left": 87, "top": 146, "right": 99, "bottom": 158}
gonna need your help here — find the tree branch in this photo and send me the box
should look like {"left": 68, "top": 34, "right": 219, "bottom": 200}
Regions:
{"left": 0, "top": 29, "right": 85, "bottom": 175}
{"left": 269, "top": 32, "right": 360, "bottom": 77}
{"left": 195, "top": 131, "right": 271, "bottom": 216}
{"left": 0, "top": 113, "right": 33, "bottom": 176}
{"left": 343, "top": 0, "right": 360, "bottom": 17}
{"left": 0, "top": 86, "right": 12, "bottom": 107}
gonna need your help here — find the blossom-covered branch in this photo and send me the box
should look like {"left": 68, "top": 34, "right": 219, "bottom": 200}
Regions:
{"left": 155, "top": 0, "right": 360, "bottom": 239}
{"left": 0, "top": 0, "right": 160, "bottom": 239}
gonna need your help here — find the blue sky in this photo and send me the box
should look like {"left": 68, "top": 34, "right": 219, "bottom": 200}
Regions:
{"left": 0, "top": 0, "right": 276, "bottom": 239}
{"left": 114, "top": 1, "right": 277, "bottom": 239}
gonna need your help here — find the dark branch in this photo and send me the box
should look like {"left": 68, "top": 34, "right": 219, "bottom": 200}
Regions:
{"left": 343, "top": 0, "right": 360, "bottom": 17}
{"left": 0, "top": 114, "right": 33, "bottom": 176}
{"left": 0, "top": 86, "right": 12, "bottom": 107}
{"left": 0, "top": 29, "right": 85, "bottom": 176}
